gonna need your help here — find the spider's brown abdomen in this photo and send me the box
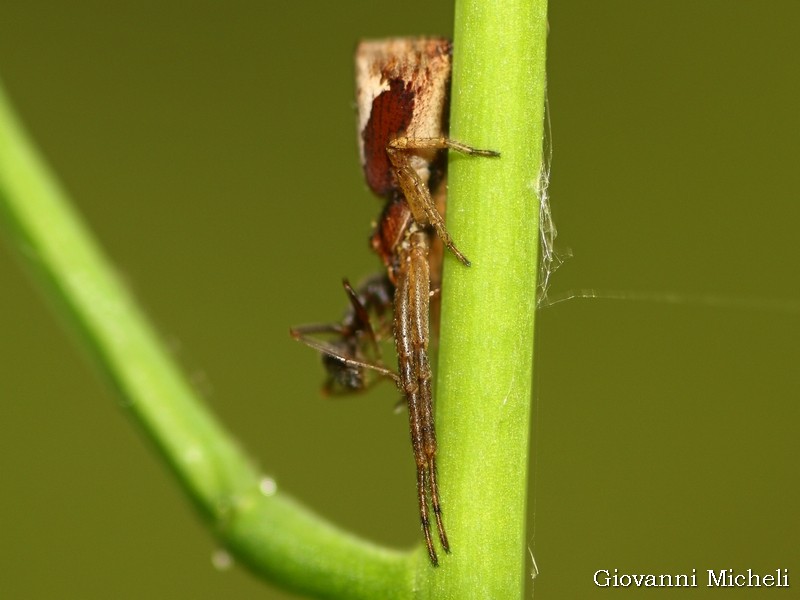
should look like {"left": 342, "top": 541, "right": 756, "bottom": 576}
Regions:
{"left": 362, "top": 79, "right": 415, "bottom": 197}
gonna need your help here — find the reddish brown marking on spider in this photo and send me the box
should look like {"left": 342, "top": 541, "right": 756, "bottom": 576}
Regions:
{"left": 363, "top": 79, "right": 415, "bottom": 196}
{"left": 370, "top": 196, "right": 411, "bottom": 278}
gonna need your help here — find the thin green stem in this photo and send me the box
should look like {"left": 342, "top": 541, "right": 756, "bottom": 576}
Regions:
{"left": 418, "top": 1, "right": 549, "bottom": 597}
{"left": 0, "top": 80, "right": 410, "bottom": 600}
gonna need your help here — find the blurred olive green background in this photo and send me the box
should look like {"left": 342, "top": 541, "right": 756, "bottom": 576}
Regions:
{"left": 1, "top": 2, "right": 798, "bottom": 599}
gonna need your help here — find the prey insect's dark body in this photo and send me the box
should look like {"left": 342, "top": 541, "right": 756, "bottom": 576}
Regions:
{"left": 293, "top": 37, "right": 498, "bottom": 566}
{"left": 291, "top": 275, "right": 395, "bottom": 395}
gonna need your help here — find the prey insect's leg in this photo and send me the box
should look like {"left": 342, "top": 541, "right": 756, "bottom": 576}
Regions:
{"left": 387, "top": 136, "right": 500, "bottom": 267}
{"left": 407, "top": 232, "right": 449, "bottom": 553}
{"left": 394, "top": 250, "right": 438, "bottom": 566}
{"left": 342, "top": 278, "right": 383, "bottom": 361}
{"left": 289, "top": 328, "right": 399, "bottom": 382}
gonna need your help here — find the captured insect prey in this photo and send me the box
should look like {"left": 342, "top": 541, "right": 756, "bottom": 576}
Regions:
{"left": 291, "top": 275, "right": 396, "bottom": 395}
{"left": 292, "top": 37, "right": 499, "bottom": 566}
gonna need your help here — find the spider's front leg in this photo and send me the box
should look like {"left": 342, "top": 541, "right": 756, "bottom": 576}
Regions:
{"left": 407, "top": 231, "right": 450, "bottom": 556}
{"left": 387, "top": 136, "right": 499, "bottom": 267}
{"left": 394, "top": 229, "right": 447, "bottom": 566}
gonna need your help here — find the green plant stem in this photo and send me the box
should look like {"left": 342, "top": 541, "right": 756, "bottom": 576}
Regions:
{"left": 419, "top": 0, "right": 549, "bottom": 597}
{"left": 0, "top": 81, "right": 411, "bottom": 600}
